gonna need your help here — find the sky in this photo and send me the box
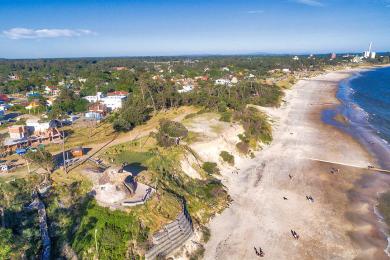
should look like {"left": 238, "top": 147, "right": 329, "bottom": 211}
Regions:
{"left": 0, "top": 0, "right": 389, "bottom": 58}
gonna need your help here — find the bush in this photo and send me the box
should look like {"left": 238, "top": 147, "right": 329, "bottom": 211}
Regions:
{"left": 156, "top": 120, "right": 188, "bottom": 147}
{"left": 219, "top": 111, "right": 232, "bottom": 122}
{"left": 202, "top": 162, "right": 220, "bottom": 175}
{"left": 219, "top": 151, "right": 234, "bottom": 165}
{"left": 234, "top": 107, "right": 272, "bottom": 145}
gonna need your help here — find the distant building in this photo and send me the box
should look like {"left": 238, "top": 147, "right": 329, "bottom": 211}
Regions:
{"left": 293, "top": 56, "right": 299, "bottom": 61}
{"left": 8, "top": 125, "right": 28, "bottom": 139}
{"left": 363, "top": 42, "right": 376, "bottom": 59}
{"left": 330, "top": 53, "right": 337, "bottom": 59}
{"left": 177, "top": 85, "right": 194, "bottom": 93}
{"left": 26, "top": 119, "right": 60, "bottom": 138}
{"left": 0, "top": 94, "right": 9, "bottom": 102}
{"left": 88, "top": 102, "right": 108, "bottom": 116}
{"left": 8, "top": 74, "right": 19, "bottom": 81}
{"left": 230, "top": 77, "right": 239, "bottom": 84}
{"left": 107, "top": 91, "right": 129, "bottom": 96}
{"left": 84, "top": 92, "right": 104, "bottom": 103}
{"left": 26, "top": 101, "right": 41, "bottom": 110}
{"left": 215, "top": 79, "right": 232, "bottom": 86}
{"left": 44, "top": 86, "right": 60, "bottom": 96}
{"left": 101, "top": 95, "right": 126, "bottom": 110}
{"left": 84, "top": 91, "right": 126, "bottom": 111}
{"left": 112, "top": 66, "right": 128, "bottom": 71}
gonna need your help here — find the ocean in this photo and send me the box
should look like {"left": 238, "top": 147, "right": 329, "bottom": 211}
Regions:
{"left": 325, "top": 66, "right": 390, "bottom": 170}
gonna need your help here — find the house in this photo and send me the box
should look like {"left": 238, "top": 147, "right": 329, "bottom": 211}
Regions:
{"left": 293, "top": 56, "right": 299, "bottom": 61}
{"left": 26, "top": 101, "right": 40, "bottom": 110}
{"left": 215, "top": 79, "right": 232, "bottom": 87}
{"left": 44, "top": 86, "right": 60, "bottom": 96}
{"left": 8, "top": 125, "right": 28, "bottom": 139}
{"left": 107, "top": 91, "right": 128, "bottom": 96}
{"left": 0, "top": 164, "right": 8, "bottom": 172}
{"left": 8, "top": 74, "right": 19, "bottom": 81}
{"left": 71, "top": 147, "right": 84, "bottom": 157}
{"left": 112, "top": 66, "right": 128, "bottom": 71}
{"left": 282, "top": 68, "right": 291, "bottom": 73}
{"left": 0, "top": 94, "right": 9, "bottom": 102}
{"left": 178, "top": 85, "right": 194, "bottom": 93}
{"left": 83, "top": 92, "right": 104, "bottom": 103}
{"left": 88, "top": 102, "right": 108, "bottom": 116}
{"left": 101, "top": 95, "right": 126, "bottom": 111}
{"left": 85, "top": 112, "right": 104, "bottom": 120}
{"left": 26, "top": 119, "right": 60, "bottom": 138}
{"left": 230, "top": 77, "right": 239, "bottom": 84}
{"left": 78, "top": 78, "right": 87, "bottom": 83}
{"left": 26, "top": 91, "right": 41, "bottom": 98}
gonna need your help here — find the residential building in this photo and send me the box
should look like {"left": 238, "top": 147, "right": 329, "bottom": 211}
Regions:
{"left": 26, "top": 119, "right": 60, "bottom": 138}
{"left": 26, "top": 101, "right": 40, "bottom": 110}
{"left": 178, "top": 85, "right": 194, "bottom": 93}
{"left": 215, "top": 79, "right": 232, "bottom": 86}
{"left": 8, "top": 125, "right": 28, "bottom": 139}
{"left": 44, "top": 86, "right": 60, "bottom": 96}
{"left": 101, "top": 95, "right": 126, "bottom": 110}
{"left": 88, "top": 102, "right": 108, "bottom": 116}
{"left": 0, "top": 94, "right": 9, "bottom": 102}
{"left": 83, "top": 92, "right": 104, "bottom": 103}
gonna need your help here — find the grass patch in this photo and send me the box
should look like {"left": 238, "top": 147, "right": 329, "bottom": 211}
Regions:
{"left": 202, "top": 162, "right": 220, "bottom": 175}
{"left": 219, "top": 151, "right": 234, "bottom": 165}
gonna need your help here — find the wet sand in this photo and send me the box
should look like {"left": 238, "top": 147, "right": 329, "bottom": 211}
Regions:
{"left": 204, "top": 69, "right": 390, "bottom": 259}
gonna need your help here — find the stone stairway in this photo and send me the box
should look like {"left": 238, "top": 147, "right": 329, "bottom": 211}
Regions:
{"left": 145, "top": 206, "right": 193, "bottom": 259}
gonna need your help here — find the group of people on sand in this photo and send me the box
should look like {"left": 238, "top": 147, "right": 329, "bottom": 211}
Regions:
{"left": 330, "top": 167, "right": 340, "bottom": 174}
{"left": 254, "top": 246, "right": 265, "bottom": 257}
{"left": 291, "top": 230, "right": 299, "bottom": 240}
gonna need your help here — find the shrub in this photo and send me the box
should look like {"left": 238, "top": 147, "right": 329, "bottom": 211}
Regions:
{"left": 234, "top": 107, "right": 272, "bottom": 145}
{"left": 219, "top": 151, "right": 234, "bottom": 165}
{"left": 156, "top": 120, "right": 188, "bottom": 147}
{"left": 219, "top": 111, "right": 232, "bottom": 122}
{"left": 202, "top": 162, "right": 220, "bottom": 175}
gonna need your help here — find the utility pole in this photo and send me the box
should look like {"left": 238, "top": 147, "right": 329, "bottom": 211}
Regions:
{"left": 94, "top": 228, "right": 99, "bottom": 259}
{"left": 59, "top": 120, "right": 67, "bottom": 174}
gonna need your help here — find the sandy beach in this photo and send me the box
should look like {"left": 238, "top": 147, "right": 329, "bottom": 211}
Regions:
{"left": 203, "top": 69, "right": 390, "bottom": 259}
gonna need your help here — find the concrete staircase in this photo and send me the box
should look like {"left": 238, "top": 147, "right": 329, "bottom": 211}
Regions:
{"left": 145, "top": 206, "right": 193, "bottom": 259}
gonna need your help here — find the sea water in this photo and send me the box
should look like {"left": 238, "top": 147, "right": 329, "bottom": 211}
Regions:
{"left": 338, "top": 66, "right": 390, "bottom": 256}
{"left": 336, "top": 66, "right": 390, "bottom": 169}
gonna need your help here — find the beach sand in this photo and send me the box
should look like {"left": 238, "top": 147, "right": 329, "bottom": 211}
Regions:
{"left": 203, "top": 69, "right": 390, "bottom": 259}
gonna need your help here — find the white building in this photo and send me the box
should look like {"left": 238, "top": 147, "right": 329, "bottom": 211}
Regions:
{"left": 215, "top": 79, "right": 232, "bottom": 86}
{"left": 84, "top": 92, "right": 127, "bottom": 111}
{"left": 230, "top": 77, "right": 239, "bottom": 84}
{"left": 177, "top": 85, "right": 194, "bottom": 93}
{"left": 100, "top": 95, "right": 126, "bottom": 110}
{"left": 83, "top": 92, "right": 104, "bottom": 103}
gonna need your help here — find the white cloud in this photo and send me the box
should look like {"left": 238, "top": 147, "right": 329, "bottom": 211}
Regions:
{"left": 247, "top": 10, "right": 265, "bottom": 14}
{"left": 3, "top": 28, "right": 95, "bottom": 39}
{"left": 294, "top": 0, "right": 324, "bottom": 7}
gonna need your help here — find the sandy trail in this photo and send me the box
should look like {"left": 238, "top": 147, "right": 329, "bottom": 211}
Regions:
{"left": 204, "top": 70, "right": 390, "bottom": 260}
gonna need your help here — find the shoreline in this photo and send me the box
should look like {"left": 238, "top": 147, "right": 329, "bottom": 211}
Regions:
{"left": 203, "top": 67, "right": 390, "bottom": 259}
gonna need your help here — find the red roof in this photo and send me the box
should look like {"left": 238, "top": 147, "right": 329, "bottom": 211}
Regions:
{"left": 107, "top": 91, "right": 128, "bottom": 96}
{"left": 0, "top": 94, "right": 9, "bottom": 102}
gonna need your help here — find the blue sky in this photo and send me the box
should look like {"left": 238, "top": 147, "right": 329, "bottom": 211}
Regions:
{"left": 0, "top": 0, "right": 389, "bottom": 58}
